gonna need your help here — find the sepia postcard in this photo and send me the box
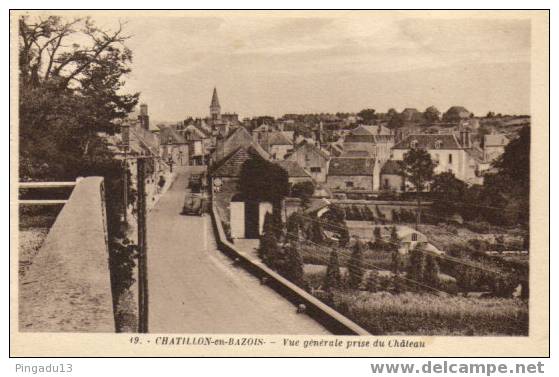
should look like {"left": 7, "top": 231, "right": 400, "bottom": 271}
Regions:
{"left": 9, "top": 10, "right": 549, "bottom": 357}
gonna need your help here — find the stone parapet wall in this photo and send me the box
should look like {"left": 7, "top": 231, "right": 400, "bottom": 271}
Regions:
{"left": 19, "top": 177, "right": 114, "bottom": 332}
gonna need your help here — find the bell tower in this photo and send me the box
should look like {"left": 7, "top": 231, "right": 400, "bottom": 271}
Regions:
{"left": 210, "top": 87, "right": 221, "bottom": 122}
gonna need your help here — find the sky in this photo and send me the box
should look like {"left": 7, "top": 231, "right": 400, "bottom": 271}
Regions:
{"left": 93, "top": 12, "right": 531, "bottom": 122}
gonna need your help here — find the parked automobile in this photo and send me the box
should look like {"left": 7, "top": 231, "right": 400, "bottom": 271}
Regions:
{"left": 188, "top": 173, "right": 207, "bottom": 193}
{"left": 182, "top": 193, "right": 207, "bottom": 216}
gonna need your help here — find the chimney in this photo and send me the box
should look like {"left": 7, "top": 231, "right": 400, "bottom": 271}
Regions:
{"left": 121, "top": 123, "right": 130, "bottom": 148}
{"left": 216, "top": 134, "right": 225, "bottom": 162}
{"left": 460, "top": 129, "right": 471, "bottom": 149}
{"left": 140, "top": 103, "right": 148, "bottom": 116}
{"left": 138, "top": 103, "right": 150, "bottom": 130}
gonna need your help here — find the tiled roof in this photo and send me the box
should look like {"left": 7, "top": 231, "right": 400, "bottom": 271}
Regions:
{"left": 341, "top": 150, "right": 373, "bottom": 158}
{"left": 345, "top": 133, "right": 394, "bottom": 144}
{"left": 223, "top": 126, "right": 270, "bottom": 159}
{"left": 210, "top": 146, "right": 266, "bottom": 178}
{"left": 392, "top": 134, "right": 462, "bottom": 150}
{"left": 275, "top": 160, "right": 311, "bottom": 178}
{"left": 288, "top": 140, "right": 330, "bottom": 161}
{"left": 267, "top": 131, "right": 293, "bottom": 145}
{"left": 380, "top": 160, "right": 403, "bottom": 175}
{"left": 159, "top": 126, "right": 187, "bottom": 144}
{"left": 350, "top": 124, "right": 391, "bottom": 136}
{"left": 328, "top": 157, "right": 375, "bottom": 176}
{"left": 344, "top": 134, "right": 376, "bottom": 143}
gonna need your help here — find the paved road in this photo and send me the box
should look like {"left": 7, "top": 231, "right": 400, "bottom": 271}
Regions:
{"left": 147, "top": 166, "right": 329, "bottom": 334}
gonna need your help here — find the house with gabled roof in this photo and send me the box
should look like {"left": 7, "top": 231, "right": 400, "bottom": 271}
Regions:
{"left": 285, "top": 140, "right": 330, "bottom": 183}
{"left": 379, "top": 160, "right": 405, "bottom": 192}
{"left": 343, "top": 126, "right": 395, "bottom": 162}
{"left": 209, "top": 145, "right": 273, "bottom": 239}
{"left": 274, "top": 160, "right": 313, "bottom": 185}
{"left": 326, "top": 157, "right": 379, "bottom": 193}
{"left": 213, "top": 126, "right": 269, "bottom": 165}
{"left": 158, "top": 126, "right": 188, "bottom": 166}
{"left": 391, "top": 130, "right": 483, "bottom": 184}
{"left": 256, "top": 131, "right": 294, "bottom": 160}
{"left": 184, "top": 123, "right": 211, "bottom": 165}
{"left": 482, "top": 133, "right": 509, "bottom": 162}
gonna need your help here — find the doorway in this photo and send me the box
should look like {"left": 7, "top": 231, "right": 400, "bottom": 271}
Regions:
{"left": 245, "top": 200, "right": 260, "bottom": 239}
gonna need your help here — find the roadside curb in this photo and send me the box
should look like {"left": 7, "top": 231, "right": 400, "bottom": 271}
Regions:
{"left": 209, "top": 203, "right": 370, "bottom": 336}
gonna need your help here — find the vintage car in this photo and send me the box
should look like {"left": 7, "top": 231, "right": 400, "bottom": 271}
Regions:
{"left": 188, "top": 173, "right": 207, "bottom": 193}
{"left": 182, "top": 193, "right": 207, "bottom": 216}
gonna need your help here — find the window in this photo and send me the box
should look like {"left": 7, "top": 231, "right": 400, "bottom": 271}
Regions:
{"left": 411, "top": 233, "right": 418, "bottom": 241}
{"left": 346, "top": 181, "right": 354, "bottom": 188}
{"left": 448, "top": 154, "right": 453, "bottom": 164}
{"left": 384, "top": 178, "right": 389, "bottom": 188}
{"left": 310, "top": 167, "right": 321, "bottom": 173}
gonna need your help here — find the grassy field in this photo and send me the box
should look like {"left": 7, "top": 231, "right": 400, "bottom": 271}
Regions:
{"left": 325, "top": 290, "right": 528, "bottom": 336}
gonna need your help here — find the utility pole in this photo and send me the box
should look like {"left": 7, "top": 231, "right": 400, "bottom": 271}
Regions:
{"left": 137, "top": 158, "right": 148, "bottom": 333}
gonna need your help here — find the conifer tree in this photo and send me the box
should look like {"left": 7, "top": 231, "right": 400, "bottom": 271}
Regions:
{"left": 324, "top": 250, "right": 342, "bottom": 290}
{"left": 259, "top": 212, "right": 279, "bottom": 267}
{"left": 339, "top": 225, "right": 350, "bottom": 247}
{"left": 390, "top": 226, "right": 400, "bottom": 250}
{"left": 348, "top": 240, "right": 365, "bottom": 289}
{"left": 309, "top": 218, "right": 325, "bottom": 244}
{"left": 373, "top": 226, "right": 387, "bottom": 250}
{"left": 407, "top": 246, "right": 426, "bottom": 281}
{"left": 391, "top": 250, "right": 402, "bottom": 275}
{"left": 366, "top": 269, "right": 380, "bottom": 292}
{"left": 286, "top": 212, "right": 302, "bottom": 242}
{"left": 424, "top": 255, "right": 440, "bottom": 286}
{"left": 284, "top": 242, "right": 305, "bottom": 287}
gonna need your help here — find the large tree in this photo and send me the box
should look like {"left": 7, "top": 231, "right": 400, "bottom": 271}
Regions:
{"left": 18, "top": 16, "right": 140, "bottom": 301}
{"left": 357, "top": 108, "right": 377, "bottom": 124}
{"left": 239, "top": 156, "right": 290, "bottom": 226}
{"left": 481, "top": 126, "right": 530, "bottom": 226}
{"left": 401, "top": 148, "right": 436, "bottom": 226}
{"left": 423, "top": 106, "right": 441, "bottom": 123}
{"left": 19, "top": 16, "right": 139, "bottom": 179}
{"left": 431, "top": 171, "right": 468, "bottom": 219}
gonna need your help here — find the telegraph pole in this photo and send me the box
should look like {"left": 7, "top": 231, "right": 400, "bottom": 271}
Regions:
{"left": 137, "top": 158, "right": 148, "bottom": 333}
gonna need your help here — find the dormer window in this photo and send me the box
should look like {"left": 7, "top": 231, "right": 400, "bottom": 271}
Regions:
{"left": 434, "top": 140, "right": 442, "bottom": 149}
{"left": 410, "top": 139, "right": 418, "bottom": 149}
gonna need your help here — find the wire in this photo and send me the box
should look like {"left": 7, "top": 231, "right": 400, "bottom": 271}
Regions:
{"left": 267, "top": 223, "right": 447, "bottom": 296}
{"left": 261, "top": 223, "right": 527, "bottom": 324}
{"left": 295, "top": 213, "right": 514, "bottom": 277}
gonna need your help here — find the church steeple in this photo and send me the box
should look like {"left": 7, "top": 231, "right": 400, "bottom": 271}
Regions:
{"left": 210, "top": 87, "right": 221, "bottom": 122}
